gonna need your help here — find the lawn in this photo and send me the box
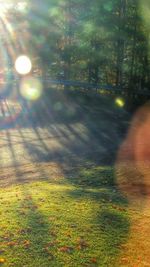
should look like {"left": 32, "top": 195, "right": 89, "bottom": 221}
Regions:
{"left": 0, "top": 165, "right": 130, "bottom": 267}
{"left": 0, "top": 92, "right": 149, "bottom": 267}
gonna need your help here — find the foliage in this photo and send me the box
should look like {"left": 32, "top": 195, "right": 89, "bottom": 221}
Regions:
{"left": 2, "top": 1, "right": 150, "bottom": 107}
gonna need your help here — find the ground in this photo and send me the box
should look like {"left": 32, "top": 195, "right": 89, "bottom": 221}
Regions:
{"left": 0, "top": 89, "right": 149, "bottom": 266}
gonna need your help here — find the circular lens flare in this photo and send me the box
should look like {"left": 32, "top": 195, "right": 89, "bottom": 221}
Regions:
{"left": 20, "top": 77, "right": 43, "bottom": 101}
{"left": 115, "top": 97, "right": 125, "bottom": 107}
{"left": 15, "top": 55, "right": 32, "bottom": 75}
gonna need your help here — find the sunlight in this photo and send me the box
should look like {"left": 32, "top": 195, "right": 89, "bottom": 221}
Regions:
{"left": 0, "top": 3, "right": 8, "bottom": 14}
{"left": 0, "top": 1, "right": 28, "bottom": 18}
{"left": 16, "top": 1, "right": 28, "bottom": 12}
{"left": 0, "top": 2, "right": 13, "bottom": 16}
{"left": 15, "top": 55, "right": 32, "bottom": 75}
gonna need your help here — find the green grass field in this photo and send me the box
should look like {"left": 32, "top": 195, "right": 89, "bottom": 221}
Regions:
{"left": 0, "top": 92, "right": 149, "bottom": 266}
{"left": 0, "top": 165, "right": 131, "bottom": 267}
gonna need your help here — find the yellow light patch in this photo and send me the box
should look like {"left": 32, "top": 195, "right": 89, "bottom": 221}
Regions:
{"left": 20, "top": 77, "right": 43, "bottom": 101}
{"left": 15, "top": 55, "right": 32, "bottom": 75}
{"left": 115, "top": 97, "right": 125, "bottom": 107}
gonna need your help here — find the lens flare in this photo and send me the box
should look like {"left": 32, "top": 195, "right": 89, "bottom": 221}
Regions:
{"left": 16, "top": 2, "right": 28, "bottom": 12}
{"left": 115, "top": 97, "right": 125, "bottom": 107}
{"left": 116, "top": 102, "right": 150, "bottom": 198}
{"left": 15, "top": 55, "right": 32, "bottom": 75}
{"left": 20, "top": 77, "right": 43, "bottom": 101}
{"left": 0, "top": 4, "right": 6, "bottom": 15}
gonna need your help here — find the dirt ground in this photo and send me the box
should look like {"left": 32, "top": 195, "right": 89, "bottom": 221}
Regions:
{"left": 0, "top": 90, "right": 130, "bottom": 187}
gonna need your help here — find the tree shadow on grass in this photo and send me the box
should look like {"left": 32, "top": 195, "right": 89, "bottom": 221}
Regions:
{"left": 12, "top": 186, "right": 57, "bottom": 267}
{"left": 67, "top": 166, "right": 115, "bottom": 188}
{"left": 65, "top": 166, "right": 130, "bottom": 266}
{"left": 97, "top": 209, "right": 129, "bottom": 263}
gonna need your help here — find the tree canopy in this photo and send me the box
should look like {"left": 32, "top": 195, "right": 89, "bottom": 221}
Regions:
{"left": 0, "top": 0, "right": 150, "bottom": 107}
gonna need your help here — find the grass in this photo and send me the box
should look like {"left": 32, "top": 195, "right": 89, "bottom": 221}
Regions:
{"left": 0, "top": 166, "right": 130, "bottom": 267}
{"left": 0, "top": 90, "right": 149, "bottom": 266}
